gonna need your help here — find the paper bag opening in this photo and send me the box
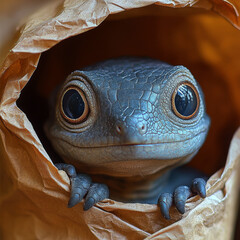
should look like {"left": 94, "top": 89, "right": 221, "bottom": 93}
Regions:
{"left": 0, "top": 2, "right": 240, "bottom": 240}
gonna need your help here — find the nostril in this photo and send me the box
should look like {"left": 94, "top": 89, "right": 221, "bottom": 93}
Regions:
{"left": 138, "top": 122, "right": 147, "bottom": 134}
{"left": 116, "top": 125, "right": 122, "bottom": 134}
{"left": 116, "top": 121, "right": 147, "bottom": 135}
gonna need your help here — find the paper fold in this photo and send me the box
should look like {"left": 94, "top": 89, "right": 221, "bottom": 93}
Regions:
{"left": 0, "top": 0, "right": 239, "bottom": 239}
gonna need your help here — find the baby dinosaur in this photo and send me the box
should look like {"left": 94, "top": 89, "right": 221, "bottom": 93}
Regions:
{"left": 45, "top": 58, "right": 210, "bottom": 219}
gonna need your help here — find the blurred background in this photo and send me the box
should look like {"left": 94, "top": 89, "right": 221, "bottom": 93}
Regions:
{"left": 0, "top": 1, "right": 239, "bottom": 239}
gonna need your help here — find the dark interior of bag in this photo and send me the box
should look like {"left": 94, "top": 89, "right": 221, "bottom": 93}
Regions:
{"left": 17, "top": 5, "right": 240, "bottom": 237}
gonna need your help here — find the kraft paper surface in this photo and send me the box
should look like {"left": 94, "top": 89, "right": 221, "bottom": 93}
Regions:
{"left": 0, "top": 0, "right": 240, "bottom": 239}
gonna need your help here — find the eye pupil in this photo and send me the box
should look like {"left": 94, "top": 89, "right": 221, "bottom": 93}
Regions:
{"left": 62, "top": 89, "right": 85, "bottom": 119}
{"left": 173, "top": 84, "right": 198, "bottom": 119}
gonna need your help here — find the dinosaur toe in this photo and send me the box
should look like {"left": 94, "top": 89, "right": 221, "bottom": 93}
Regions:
{"left": 84, "top": 183, "right": 109, "bottom": 211}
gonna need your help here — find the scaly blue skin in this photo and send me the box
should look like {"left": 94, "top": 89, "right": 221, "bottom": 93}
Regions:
{"left": 45, "top": 58, "right": 210, "bottom": 219}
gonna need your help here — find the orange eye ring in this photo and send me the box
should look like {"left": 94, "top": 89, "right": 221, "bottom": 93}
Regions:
{"left": 60, "top": 86, "right": 89, "bottom": 124}
{"left": 171, "top": 82, "right": 200, "bottom": 120}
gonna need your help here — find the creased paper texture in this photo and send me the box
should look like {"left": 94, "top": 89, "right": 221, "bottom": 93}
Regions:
{"left": 0, "top": 0, "right": 239, "bottom": 239}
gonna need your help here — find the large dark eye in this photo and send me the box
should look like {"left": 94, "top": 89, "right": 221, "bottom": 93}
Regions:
{"left": 61, "top": 87, "right": 89, "bottom": 123}
{"left": 172, "top": 82, "right": 199, "bottom": 119}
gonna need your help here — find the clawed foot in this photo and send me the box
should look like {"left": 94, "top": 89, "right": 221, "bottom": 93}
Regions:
{"left": 55, "top": 163, "right": 109, "bottom": 210}
{"left": 158, "top": 178, "right": 206, "bottom": 220}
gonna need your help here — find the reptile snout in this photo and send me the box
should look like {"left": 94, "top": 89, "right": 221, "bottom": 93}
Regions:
{"left": 115, "top": 120, "right": 147, "bottom": 136}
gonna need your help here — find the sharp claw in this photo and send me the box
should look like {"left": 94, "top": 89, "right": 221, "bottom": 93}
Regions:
{"left": 68, "top": 174, "right": 92, "bottom": 208}
{"left": 192, "top": 178, "right": 206, "bottom": 198}
{"left": 174, "top": 186, "right": 191, "bottom": 214}
{"left": 158, "top": 193, "right": 173, "bottom": 220}
{"left": 83, "top": 197, "right": 95, "bottom": 211}
{"left": 54, "top": 163, "right": 109, "bottom": 210}
{"left": 68, "top": 193, "right": 82, "bottom": 208}
{"left": 83, "top": 183, "right": 109, "bottom": 211}
{"left": 175, "top": 201, "right": 185, "bottom": 214}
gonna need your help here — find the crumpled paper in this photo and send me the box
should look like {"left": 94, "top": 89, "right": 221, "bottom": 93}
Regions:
{"left": 0, "top": 0, "right": 240, "bottom": 239}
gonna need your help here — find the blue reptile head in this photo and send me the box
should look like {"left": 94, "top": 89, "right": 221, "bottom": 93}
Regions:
{"left": 45, "top": 58, "right": 210, "bottom": 178}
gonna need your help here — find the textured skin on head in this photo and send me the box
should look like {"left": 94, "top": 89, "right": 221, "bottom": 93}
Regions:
{"left": 45, "top": 58, "right": 210, "bottom": 179}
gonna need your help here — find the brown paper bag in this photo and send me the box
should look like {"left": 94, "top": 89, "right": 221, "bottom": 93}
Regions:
{"left": 0, "top": 1, "right": 239, "bottom": 239}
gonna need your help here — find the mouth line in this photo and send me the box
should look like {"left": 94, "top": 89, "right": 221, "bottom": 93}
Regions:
{"left": 57, "top": 128, "right": 207, "bottom": 149}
